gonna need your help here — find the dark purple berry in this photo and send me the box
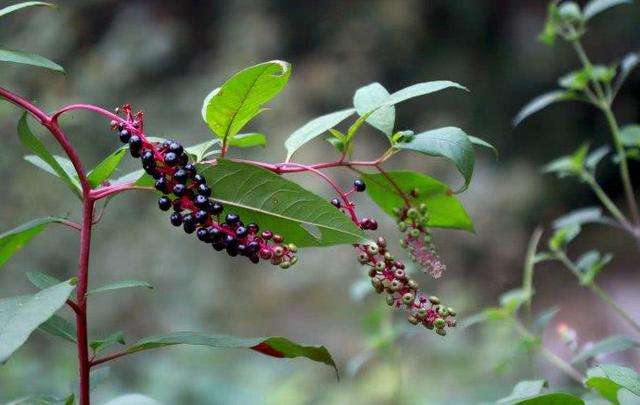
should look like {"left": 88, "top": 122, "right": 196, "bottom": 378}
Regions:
{"left": 119, "top": 129, "right": 131, "bottom": 143}
{"left": 184, "top": 164, "right": 196, "bottom": 178}
{"left": 197, "top": 184, "right": 211, "bottom": 197}
{"left": 141, "top": 150, "right": 155, "bottom": 165}
{"left": 330, "top": 198, "right": 341, "bottom": 208}
{"left": 193, "top": 174, "right": 206, "bottom": 184}
{"left": 208, "top": 227, "right": 222, "bottom": 241}
{"left": 235, "top": 226, "right": 248, "bottom": 238}
{"left": 129, "top": 135, "right": 142, "bottom": 157}
{"left": 143, "top": 162, "right": 157, "bottom": 176}
{"left": 170, "top": 212, "right": 183, "bottom": 226}
{"left": 179, "top": 153, "right": 189, "bottom": 165}
{"left": 194, "top": 194, "right": 209, "bottom": 209}
{"left": 247, "top": 241, "right": 260, "bottom": 253}
{"left": 155, "top": 177, "right": 169, "bottom": 193}
{"left": 195, "top": 210, "right": 209, "bottom": 224}
{"left": 212, "top": 241, "right": 226, "bottom": 251}
{"left": 183, "top": 214, "right": 195, "bottom": 233}
{"left": 172, "top": 183, "right": 186, "bottom": 197}
{"left": 168, "top": 142, "right": 184, "bottom": 155}
{"left": 164, "top": 152, "right": 179, "bottom": 167}
{"left": 354, "top": 178, "right": 366, "bottom": 192}
{"left": 247, "top": 223, "right": 259, "bottom": 233}
{"left": 249, "top": 255, "right": 260, "bottom": 264}
{"left": 196, "top": 227, "right": 209, "bottom": 242}
{"left": 225, "top": 213, "right": 240, "bottom": 224}
{"left": 211, "top": 203, "right": 223, "bottom": 215}
{"left": 174, "top": 169, "right": 188, "bottom": 184}
{"left": 158, "top": 196, "right": 171, "bottom": 211}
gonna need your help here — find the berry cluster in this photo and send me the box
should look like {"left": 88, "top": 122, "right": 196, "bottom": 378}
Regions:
{"left": 357, "top": 237, "right": 456, "bottom": 335}
{"left": 109, "top": 105, "right": 297, "bottom": 268}
{"left": 394, "top": 203, "right": 446, "bottom": 279}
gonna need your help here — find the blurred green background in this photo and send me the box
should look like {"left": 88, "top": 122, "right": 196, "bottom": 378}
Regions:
{"left": 1, "top": 1, "right": 640, "bottom": 404}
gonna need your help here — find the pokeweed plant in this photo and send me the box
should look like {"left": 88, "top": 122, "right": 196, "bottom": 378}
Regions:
{"left": 0, "top": 2, "right": 493, "bottom": 404}
{"left": 467, "top": 1, "right": 640, "bottom": 403}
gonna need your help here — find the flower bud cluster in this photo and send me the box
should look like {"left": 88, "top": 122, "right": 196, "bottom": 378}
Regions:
{"left": 394, "top": 203, "right": 446, "bottom": 279}
{"left": 109, "top": 105, "right": 297, "bottom": 268}
{"left": 357, "top": 236, "right": 456, "bottom": 335}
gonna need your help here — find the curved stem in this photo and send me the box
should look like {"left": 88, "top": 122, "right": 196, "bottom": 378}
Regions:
{"left": 583, "top": 173, "right": 633, "bottom": 230}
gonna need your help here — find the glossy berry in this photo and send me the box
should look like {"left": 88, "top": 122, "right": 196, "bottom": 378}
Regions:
{"left": 225, "top": 213, "right": 240, "bottom": 224}
{"left": 129, "top": 136, "right": 142, "bottom": 157}
{"left": 193, "top": 174, "right": 206, "bottom": 184}
{"left": 119, "top": 129, "right": 131, "bottom": 143}
{"left": 174, "top": 169, "right": 188, "bottom": 184}
{"left": 164, "top": 152, "right": 179, "bottom": 167}
{"left": 183, "top": 164, "right": 196, "bottom": 178}
{"left": 141, "top": 150, "right": 155, "bottom": 165}
{"left": 195, "top": 210, "right": 208, "bottom": 224}
{"left": 194, "top": 194, "right": 209, "bottom": 209}
{"left": 354, "top": 178, "right": 366, "bottom": 192}
{"left": 170, "top": 212, "right": 183, "bottom": 226}
{"left": 168, "top": 142, "right": 184, "bottom": 155}
{"left": 172, "top": 183, "right": 186, "bottom": 197}
{"left": 210, "top": 202, "right": 223, "bottom": 215}
{"left": 208, "top": 227, "right": 222, "bottom": 241}
{"left": 196, "top": 228, "right": 209, "bottom": 242}
{"left": 330, "top": 198, "right": 341, "bottom": 208}
{"left": 235, "top": 226, "right": 248, "bottom": 238}
{"left": 158, "top": 196, "right": 171, "bottom": 211}
{"left": 197, "top": 184, "right": 211, "bottom": 197}
{"left": 183, "top": 214, "right": 195, "bottom": 233}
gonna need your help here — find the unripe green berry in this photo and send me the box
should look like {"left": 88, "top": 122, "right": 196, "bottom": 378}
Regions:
{"left": 436, "top": 328, "right": 447, "bottom": 336}
{"left": 390, "top": 279, "right": 402, "bottom": 291}
{"left": 419, "top": 203, "right": 428, "bottom": 214}
{"left": 417, "top": 308, "right": 427, "bottom": 318}
{"left": 402, "top": 293, "right": 414, "bottom": 305}
{"left": 358, "top": 253, "right": 369, "bottom": 264}
{"left": 279, "top": 261, "right": 291, "bottom": 269}
{"left": 400, "top": 239, "right": 408, "bottom": 248}
{"left": 447, "top": 307, "right": 456, "bottom": 317}
{"left": 384, "top": 252, "right": 394, "bottom": 261}
{"left": 407, "top": 279, "right": 418, "bottom": 289}
{"left": 407, "top": 316, "right": 418, "bottom": 325}
{"left": 375, "top": 261, "right": 386, "bottom": 271}
{"left": 367, "top": 244, "right": 379, "bottom": 255}
{"left": 368, "top": 268, "right": 377, "bottom": 277}
{"left": 434, "top": 318, "right": 446, "bottom": 329}
{"left": 438, "top": 307, "right": 449, "bottom": 317}
{"left": 288, "top": 243, "right": 298, "bottom": 253}
{"left": 409, "top": 228, "right": 420, "bottom": 238}
{"left": 407, "top": 208, "right": 419, "bottom": 218}
{"left": 398, "top": 222, "right": 408, "bottom": 232}
{"left": 429, "top": 296, "right": 440, "bottom": 305}
{"left": 424, "top": 322, "right": 434, "bottom": 330}
{"left": 386, "top": 295, "right": 395, "bottom": 306}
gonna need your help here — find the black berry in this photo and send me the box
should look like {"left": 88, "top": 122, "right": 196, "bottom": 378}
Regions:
{"left": 197, "top": 184, "right": 211, "bottom": 197}
{"left": 196, "top": 228, "right": 209, "bottom": 242}
{"left": 193, "top": 174, "right": 206, "bottom": 184}
{"left": 164, "top": 152, "right": 179, "bottom": 167}
{"left": 194, "top": 194, "right": 209, "bottom": 209}
{"left": 354, "top": 179, "right": 366, "bottom": 192}
{"left": 119, "top": 129, "right": 131, "bottom": 143}
{"left": 235, "top": 226, "right": 248, "bottom": 238}
{"left": 172, "top": 184, "right": 186, "bottom": 197}
{"left": 174, "top": 169, "right": 188, "bottom": 184}
{"left": 211, "top": 203, "right": 223, "bottom": 215}
{"left": 195, "top": 210, "right": 208, "bottom": 224}
{"left": 129, "top": 136, "right": 142, "bottom": 157}
{"left": 168, "top": 142, "right": 184, "bottom": 155}
{"left": 330, "top": 198, "right": 341, "bottom": 208}
{"left": 155, "top": 177, "right": 169, "bottom": 193}
{"left": 158, "top": 196, "right": 171, "bottom": 211}
{"left": 225, "top": 213, "right": 240, "bottom": 224}
{"left": 170, "top": 212, "right": 183, "bottom": 226}
{"left": 183, "top": 214, "right": 195, "bottom": 233}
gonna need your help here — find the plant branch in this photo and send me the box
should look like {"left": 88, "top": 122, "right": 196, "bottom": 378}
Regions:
{"left": 582, "top": 173, "right": 633, "bottom": 230}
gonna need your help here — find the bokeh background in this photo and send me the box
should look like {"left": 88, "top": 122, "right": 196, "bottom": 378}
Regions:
{"left": 1, "top": 1, "right": 640, "bottom": 404}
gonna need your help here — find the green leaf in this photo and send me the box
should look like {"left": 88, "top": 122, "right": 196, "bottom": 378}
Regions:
{"left": 395, "top": 127, "right": 475, "bottom": 192}
{"left": 353, "top": 82, "right": 395, "bottom": 136}
{"left": 553, "top": 207, "right": 609, "bottom": 229}
{"left": 620, "top": 125, "right": 640, "bottom": 147}
{"left": 284, "top": 108, "right": 355, "bottom": 161}
{"left": 543, "top": 143, "right": 589, "bottom": 178}
{"left": 18, "top": 114, "right": 81, "bottom": 196}
{"left": 514, "top": 393, "right": 584, "bottom": 405}
{"left": 497, "top": 380, "right": 548, "bottom": 404}
{"left": 0, "top": 2, "right": 55, "bottom": 18}
{"left": 586, "top": 365, "right": 640, "bottom": 403}
{"left": 576, "top": 250, "right": 613, "bottom": 285}
{"left": 558, "top": 2, "right": 583, "bottom": 22}
{"left": 362, "top": 170, "right": 474, "bottom": 231}
{"left": 0, "top": 49, "right": 64, "bottom": 73}
{"left": 462, "top": 307, "right": 508, "bottom": 328}
{"left": 585, "top": 376, "right": 622, "bottom": 403}
{"left": 538, "top": 1, "right": 560, "bottom": 46}
{"left": 203, "top": 60, "right": 291, "bottom": 143}
{"left": 26, "top": 271, "right": 61, "bottom": 289}
{"left": 535, "top": 306, "right": 560, "bottom": 332}
{"left": 586, "top": 146, "right": 610, "bottom": 171}
{"left": 38, "top": 315, "right": 76, "bottom": 343}
{"left": 200, "top": 160, "right": 367, "bottom": 247}
{"left": 513, "top": 90, "right": 578, "bottom": 127}
{"left": 614, "top": 52, "right": 639, "bottom": 94}
{"left": 549, "top": 224, "right": 581, "bottom": 251}
{"left": 5, "top": 394, "right": 73, "bottom": 405}
{"left": 0, "top": 217, "right": 65, "bottom": 268}
{"left": 384, "top": 80, "right": 468, "bottom": 105}
{"left": 229, "top": 132, "right": 266, "bottom": 148}
{"left": 500, "top": 288, "right": 532, "bottom": 313}
{"left": 572, "top": 335, "right": 639, "bottom": 364}
{"left": 559, "top": 69, "right": 591, "bottom": 91}
{"left": 90, "top": 330, "right": 125, "bottom": 353}
{"left": 87, "top": 148, "right": 127, "bottom": 187}
{"left": 590, "top": 65, "right": 617, "bottom": 83}
{"left": 86, "top": 279, "right": 153, "bottom": 296}
{"left": 0, "top": 280, "right": 76, "bottom": 363}
{"left": 184, "top": 139, "right": 219, "bottom": 162}
{"left": 104, "top": 394, "right": 160, "bottom": 405}
{"left": 583, "top": 0, "right": 632, "bottom": 20}
{"left": 595, "top": 364, "right": 640, "bottom": 397}
{"left": 468, "top": 135, "right": 498, "bottom": 158}
{"left": 125, "top": 332, "right": 338, "bottom": 378}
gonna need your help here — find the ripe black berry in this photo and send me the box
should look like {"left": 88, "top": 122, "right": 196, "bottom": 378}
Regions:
{"left": 184, "top": 163, "right": 196, "bottom": 178}
{"left": 164, "top": 152, "right": 179, "bottom": 167}
{"left": 143, "top": 162, "right": 157, "bottom": 176}
{"left": 174, "top": 169, "right": 188, "bottom": 184}
{"left": 119, "top": 129, "right": 131, "bottom": 143}
{"left": 194, "top": 194, "right": 209, "bottom": 209}
{"left": 170, "top": 212, "right": 183, "bottom": 226}
{"left": 247, "top": 241, "right": 260, "bottom": 253}
{"left": 225, "top": 213, "right": 240, "bottom": 224}
{"left": 168, "top": 142, "right": 184, "bottom": 155}
{"left": 208, "top": 227, "right": 222, "bottom": 241}
{"left": 193, "top": 174, "right": 206, "bottom": 184}
{"left": 129, "top": 135, "right": 142, "bottom": 157}
{"left": 330, "top": 198, "right": 341, "bottom": 208}
{"left": 141, "top": 150, "right": 155, "bottom": 165}
{"left": 196, "top": 228, "right": 209, "bottom": 242}
{"left": 158, "top": 196, "right": 171, "bottom": 211}
{"left": 211, "top": 202, "right": 223, "bottom": 215}
{"left": 183, "top": 214, "right": 195, "bottom": 233}
{"left": 247, "top": 223, "right": 259, "bottom": 233}
{"left": 179, "top": 153, "right": 189, "bottom": 165}
{"left": 354, "top": 179, "right": 366, "bottom": 192}
{"left": 197, "top": 184, "right": 211, "bottom": 197}
{"left": 195, "top": 210, "right": 208, "bottom": 224}
{"left": 235, "top": 226, "right": 248, "bottom": 238}
{"left": 212, "top": 241, "right": 226, "bottom": 251}
{"left": 172, "top": 184, "right": 186, "bottom": 197}
{"left": 155, "top": 177, "right": 169, "bottom": 193}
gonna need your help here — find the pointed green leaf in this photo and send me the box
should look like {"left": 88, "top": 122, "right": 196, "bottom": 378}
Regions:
{"left": 353, "top": 82, "right": 395, "bottom": 136}
{"left": 185, "top": 140, "right": 219, "bottom": 162}
{"left": 229, "top": 132, "right": 266, "bottom": 148}
{"left": 614, "top": 52, "right": 639, "bottom": 95}
{"left": 203, "top": 60, "right": 291, "bottom": 143}
{"left": 284, "top": 108, "right": 355, "bottom": 161}
{"left": 0, "top": 2, "right": 55, "bottom": 18}
{"left": 572, "top": 335, "right": 639, "bottom": 364}
{"left": 535, "top": 306, "right": 560, "bottom": 333}
{"left": 576, "top": 250, "right": 612, "bottom": 285}
{"left": 200, "top": 160, "right": 367, "bottom": 247}
{"left": 553, "top": 207, "right": 611, "bottom": 229}
{"left": 385, "top": 80, "right": 468, "bottom": 105}
{"left": 514, "top": 393, "right": 584, "bottom": 404}
{"left": 38, "top": 315, "right": 76, "bottom": 343}
{"left": 586, "top": 364, "right": 640, "bottom": 401}
{"left": 583, "top": 0, "right": 632, "bottom": 20}
{"left": 500, "top": 288, "right": 533, "bottom": 313}
{"left": 559, "top": 68, "right": 591, "bottom": 90}
{"left": 0, "top": 49, "right": 63, "bottom": 73}
{"left": 86, "top": 279, "right": 153, "bottom": 296}
{"left": 5, "top": 394, "right": 73, "bottom": 405}
{"left": 513, "top": 90, "right": 578, "bottom": 127}
{"left": 469, "top": 135, "right": 498, "bottom": 158}
{"left": 497, "top": 380, "right": 548, "bottom": 404}
{"left": 362, "top": 170, "right": 473, "bottom": 231}
{"left": 462, "top": 307, "right": 508, "bottom": 328}
{"left": 620, "top": 125, "right": 640, "bottom": 147}
{"left": 26, "top": 271, "right": 61, "bottom": 289}
{"left": 90, "top": 330, "right": 125, "bottom": 353}
{"left": 125, "top": 332, "right": 338, "bottom": 378}
{"left": 395, "top": 127, "right": 475, "bottom": 192}
{"left": 18, "top": 114, "right": 80, "bottom": 196}
{"left": 87, "top": 148, "right": 127, "bottom": 187}
{"left": 549, "top": 224, "right": 581, "bottom": 251}
{"left": 0, "top": 279, "right": 76, "bottom": 363}
{"left": 0, "top": 217, "right": 65, "bottom": 268}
